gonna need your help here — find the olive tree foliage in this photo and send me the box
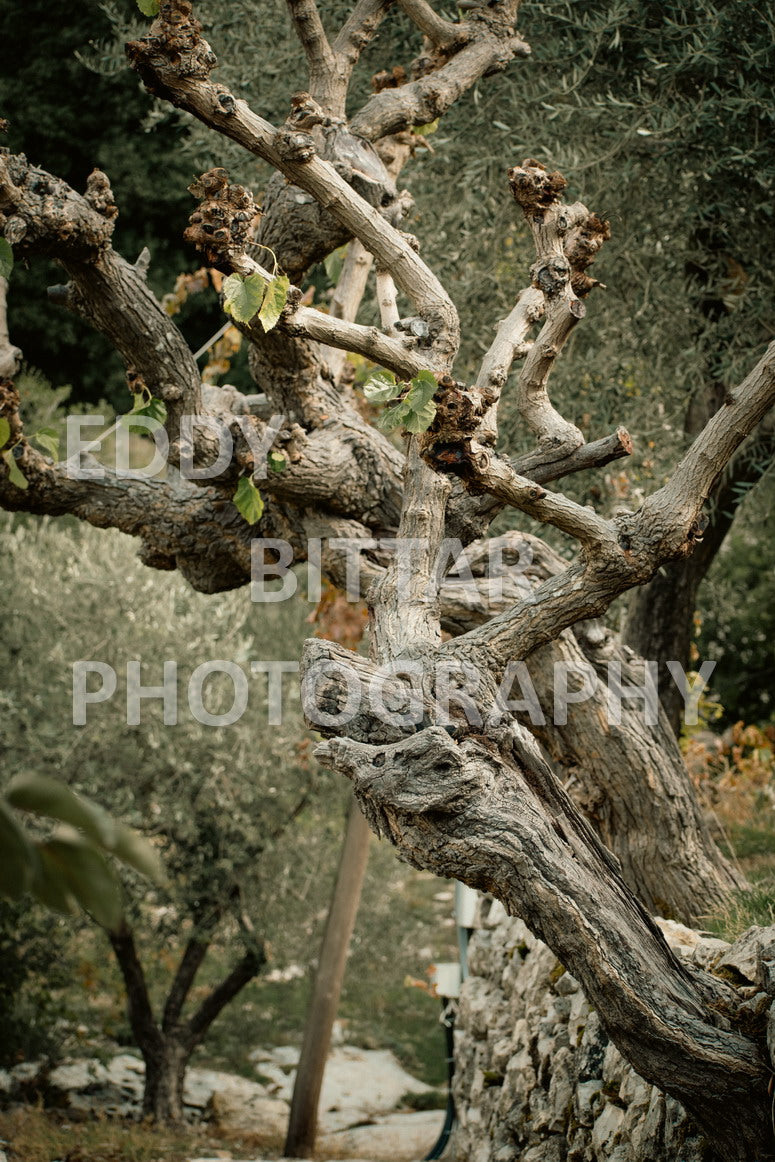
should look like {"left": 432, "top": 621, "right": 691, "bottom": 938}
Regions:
{"left": 0, "top": 499, "right": 344, "bottom": 1119}
{"left": 1, "top": 0, "right": 775, "bottom": 1157}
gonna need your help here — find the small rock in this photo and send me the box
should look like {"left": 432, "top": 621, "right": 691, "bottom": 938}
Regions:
{"left": 522, "top": 1136, "right": 566, "bottom": 1162}
{"left": 655, "top": 917, "right": 704, "bottom": 954}
{"left": 716, "top": 924, "right": 775, "bottom": 984}
{"left": 591, "top": 1102, "right": 624, "bottom": 1155}
{"left": 575, "top": 1079, "right": 603, "bottom": 1127}
{"left": 554, "top": 970, "right": 579, "bottom": 996}
{"left": 208, "top": 1089, "right": 289, "bottom": 1138}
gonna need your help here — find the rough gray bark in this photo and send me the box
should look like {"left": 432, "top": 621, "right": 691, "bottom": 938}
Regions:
{"left": 468, "top": 533, "right": 744, "bottom": 919}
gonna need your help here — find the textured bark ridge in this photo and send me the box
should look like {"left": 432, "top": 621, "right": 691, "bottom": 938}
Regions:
{"left": 452, "top": 901, "right": 775, "bottom": 1162}
{"left": 2, "top": 1, "right": 775, "bottom": 1155}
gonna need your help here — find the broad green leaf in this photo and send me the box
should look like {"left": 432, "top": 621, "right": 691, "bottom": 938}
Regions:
{"left": 0, "top": 801, "right": 35, "bottom": 900}
{"left": 2, "top": 448, "right": 28, "bottom": 490}
{"left": 268, "top": 451, "right": 287, "bottom": 474}
{"left": 233, "top": 475, "right": 264, "bottom": 525}
{"left": 403, "top": 399, "right": 437, "bottom": 434}
{"left": 136, "top": 0, "right": 160, "bottom": 15}
{"left": 363, "top": 370, "right": 402, "bottom": 405}
{"left": 258, "top": 274, "right": 290, "bottom": 332}
{"left": 6, "top": 772, "right": 117, "bottom": 848}
{"left": 0, "top": 417, "right": 10, "bottom": 449}
{"left": 31, "top": 846, "right": 79, "bottom": 916}
{"left": 6, "top": 774, "right": 164, "bottom": 886}
{"left": 413, "top": 119, "right": 439, "bottom": 136}
{"left": 222, "top": 271, "right": 267, "bottom": 324}
{"left": 406, "top": 370, "right": 438, "bottom": 410}
{"left": 111, "top": 827, "right": 166, "bottom": 885}
{"left": 44, "top": 834, "right": 124, "bottom": 930}
{"left": 122, "top": 394, "right": 167, "bottom": 435}
{"left": 31, "top": 427, "right": 60, "bottom": 461}
{"left": 376, "top": 400, "right": 412, "bottom": 432}
{"left": 323, "top": 245, "right": 347, "bottom": 284}
{"left": 0, "top": 238, "right": 12, "bottom": 280}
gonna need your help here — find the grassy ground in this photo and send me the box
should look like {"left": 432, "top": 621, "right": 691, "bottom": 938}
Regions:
{"left": 703, "top": 802, "right": 775, "bottom": 939}
{"left": 0, "top": 1104, "right": 320, "bottom": 1162}
{"left": 0, "top": 1106, "right": 214, "bottom": 1162}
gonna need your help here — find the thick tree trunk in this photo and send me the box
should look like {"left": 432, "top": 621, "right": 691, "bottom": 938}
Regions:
{"left": 438, "top": 531, "right": 744, "bottom": 919}
{"left": 284, "top": 799, "right": 371, "bottom": 1157}
{"left": 315, "top": 719, "right": 774, "bottom": 1162}
{"left": 526, "top": 627, "right": 744, "bottom": 918}
{"left": 142, "top": 1038, "right": 188, "bottom": 1122}
{"left": 109, "top": 922, "right": 264, "bottom": 1124}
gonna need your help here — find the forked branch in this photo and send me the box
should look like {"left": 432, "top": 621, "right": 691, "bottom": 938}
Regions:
{"left": 126, "top": 3, "right": 460, "bottom": 368}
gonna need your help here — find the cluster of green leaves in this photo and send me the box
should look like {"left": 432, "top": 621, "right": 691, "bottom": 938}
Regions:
{"left": 1, "top": 773, "right": 164, "bottom": 931}
{"left": 0, "top": 899, "right": 72, "bottom": 1066}
{"left": 363, "top": 369, "right": 438, "bottom": 435}
{"left": 136, "top": 0, "right": 160, "bottom": 15}
{"left": 0, "top": 419, "right": 27, "bottom": 491}
{"left": 121, "top": 390, "right": 167, "bottom": 435}
{"left": 222, "top": 271, "right": 290, "bottom": 330}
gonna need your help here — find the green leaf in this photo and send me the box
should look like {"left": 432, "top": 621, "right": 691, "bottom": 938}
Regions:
{"left": 363, "top": 369, "right": 402, "bottom": 405}
{"left": 406, "top": 370, "right": 438, "bottom": 410}
{"left": 258, "top": 274, "right": 290, "bottom": 332}
{"left": 136, "top": 0, "right": 160, "bottom": 15}
{"left": 2, "top": 448, "right": 28, "bottom": 490}
{"left": 413, "top": 118, "right": 439, "bottom": 136}
{"left": 403, "top": 399, "right": 437, "bottom": 434}
{"left": 0, "top": 417, "right": 10, "bottom": 449}
{"left": 110, "top": 827, "right": 166, "bottom": 885}
{"left": 222, "top": 271, "right": 267, "bottom": 324}
{"left": 0, "top": 238, "right": 13, "bottom": 280}
{"left": 376, "top": 400, "right": 412, "bottom": 432}
{"left": 399, "top": 371, "right": 438, "bottom": 434}
{"left": 6, "top": 773, "right": 165, "bottom": 886}
{"left": 121, "top": 394, "right": 167, "bottom": 435}
{"left": 6, "top": 772, "right": 117, "bottom": 848}
{"left": 30, "top": 846, "right": 79, "bottom": 916}
{"left": 268, "top": 451, "right": 287, "bottom": 474}
{"left": 233, "top": 474, "right": 264, "bottom": 525}
{"left": 31, "top": 427, "right": 60, "bottom": 461}
{"left": 43, "top": 834, "right": 124, "bottom": 930}
{"left": 0, "top": 801, "right": 36, "bottom": 901}
{"left": 323, "top": 245, "right": 347, "bottom": 284}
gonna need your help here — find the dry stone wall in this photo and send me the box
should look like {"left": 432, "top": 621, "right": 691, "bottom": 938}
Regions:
{"left": 451, "top": 900, "right": 775, "bottom": 1162}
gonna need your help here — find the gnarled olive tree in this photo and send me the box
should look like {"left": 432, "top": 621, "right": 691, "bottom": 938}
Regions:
{"left": 1, "top": 2, "right": 774, "bottom": 1158}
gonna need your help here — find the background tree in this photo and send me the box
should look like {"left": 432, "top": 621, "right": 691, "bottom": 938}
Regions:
{"left": 0, "top": 1, "right": 773, "bottom": 1158}
{"left": 0, "top": 493, "right": 344, "bottom": 1121}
